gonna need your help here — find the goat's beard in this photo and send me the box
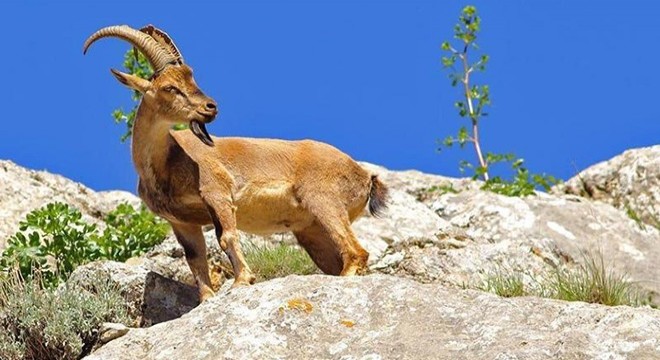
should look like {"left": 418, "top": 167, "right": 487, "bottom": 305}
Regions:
{"left": 190, "top": 120, "right": 214, "bottom": 146}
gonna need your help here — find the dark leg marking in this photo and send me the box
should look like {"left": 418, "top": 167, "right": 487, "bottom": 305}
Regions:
{"left": 174, "top": 229, "right": 198, "bottom": 259}
{"left": 205, "top": 204, "right": 224, "bottom": 244}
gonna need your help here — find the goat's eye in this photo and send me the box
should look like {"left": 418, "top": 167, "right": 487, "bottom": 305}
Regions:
{"left": 163, "top": 86, "right": 181, "bottom": 94}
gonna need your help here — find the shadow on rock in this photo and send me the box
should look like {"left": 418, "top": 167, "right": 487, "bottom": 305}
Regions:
{"left": 141, "top": 271, "right": 199, "bottom": 326}
{"left": 67, "top": 260, "right": 200, "bottom": 327}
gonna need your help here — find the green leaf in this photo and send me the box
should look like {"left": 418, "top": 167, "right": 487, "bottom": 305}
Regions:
{"left": 463, "top": 5, "right": 476, "bottom": 17}
{"left": 441, "top": 56, "right": 456, "bottom": 67}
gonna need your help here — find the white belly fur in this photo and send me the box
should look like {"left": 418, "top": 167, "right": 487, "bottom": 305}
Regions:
{"left": 234, "top": 180, "right": 313, "bottom": 235}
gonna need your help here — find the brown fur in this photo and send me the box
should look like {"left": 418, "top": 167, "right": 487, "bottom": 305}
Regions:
{"left": 102, "top": 55, "right": 388, "bottom": 302}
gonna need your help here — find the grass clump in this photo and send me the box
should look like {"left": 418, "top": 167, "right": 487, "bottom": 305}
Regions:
{"left": 479, "top": 271, "right": 526, "bottom": 298}
{"left": 479, "top": 253, "right": 651, "bottom": 308}
{"left": 0, "top": 271, "right": 131, "bottom": 360}
{"left": 244, "top": 243, "right": 318, "bottom": 282}
{"left": 0, "top": 202, "right": 170, "bottom": 287}
{"left": 545, "top": 254, "right": 647, "bottom": 307}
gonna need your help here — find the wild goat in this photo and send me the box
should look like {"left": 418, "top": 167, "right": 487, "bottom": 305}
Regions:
{"left": 84, "top": 25, "right": 388, "bottom": 301}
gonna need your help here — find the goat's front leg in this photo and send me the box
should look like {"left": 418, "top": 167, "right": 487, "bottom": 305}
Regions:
{"left": 204, "top": 200, "right": 256, "bottom": 287}
{"left": 171, "top": 222, "right": 215, "bottom": 302}
{"left": 198, "top": 167, "right": 255, "bottom": 287}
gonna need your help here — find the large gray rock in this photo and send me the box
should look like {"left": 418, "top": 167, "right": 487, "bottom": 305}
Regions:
{"left": 352, "top": 187, "right": 452, "bottom": 262}
{"left": 350, "top": 162, "right": 473, "bottom": 263}
{"left": 0, "top": 160, "right": 141, "bottom": 251}
{"left": 67, "top": 261, "right": 199, "bottom": 327}
{"left": 86, "top": 275, "right": 660, "bottom": 360}
{"left": 556, "top": 145, "right": 660, "bottom": 228}
{"left": 377, "top": 189, "right": 660, "bottom": 303}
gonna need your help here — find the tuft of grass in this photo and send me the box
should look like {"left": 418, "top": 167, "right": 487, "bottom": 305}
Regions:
{"left": 244, "top": 243, "right": 319, "bottom": 282}
{"left": 479, "top": 271, "right": 526, "bottom": 298}
{"left": 545, "top": 254, "right": 648, "bottom": 307}
{"left": 625, "top": 205, "right": 646, "bottom": 230}
{"left": 478, "top": 253, "right": 651, "bottom": 308}
{"left": 0, "top": 270, "right": 132, "bottom": 360}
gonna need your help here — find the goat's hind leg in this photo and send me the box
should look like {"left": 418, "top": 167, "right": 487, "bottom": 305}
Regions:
{"left": 172, "top": 222, "right": 215, "bottom": 302}
{"left": 299, "top": 202, "right": 369, "bottom": 276}
{"left": 294, "top": 224, "right": 343, "bottom": 275}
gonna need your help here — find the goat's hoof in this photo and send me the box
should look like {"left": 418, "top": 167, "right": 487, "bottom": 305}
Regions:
{"left": 231, "top": 274, "right": 256, "bottom": 288}
{"left": 231, "top": 279, "right": 252, "bottom": 289}
{"left": 340, "top": 264, "right": 365, "bottom": 276}
{"left": 199, "top": 289, "right": 215, "bottom": 303}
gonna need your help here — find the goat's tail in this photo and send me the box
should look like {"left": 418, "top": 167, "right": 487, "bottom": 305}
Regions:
{"left": 367, "top": 175, "right": 389, "bottom": 217}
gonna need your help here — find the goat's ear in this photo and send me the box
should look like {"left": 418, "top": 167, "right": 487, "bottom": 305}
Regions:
{"left": 110, "top": 69, "right": 151, "bottom": 93}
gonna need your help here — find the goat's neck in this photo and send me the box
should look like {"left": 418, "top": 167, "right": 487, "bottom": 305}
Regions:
{"left": 131, "top": 103, "right": 175, "bottom": 186}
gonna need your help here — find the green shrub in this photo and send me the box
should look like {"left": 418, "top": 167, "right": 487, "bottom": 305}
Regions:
{"left": 0, "top": 271, "right": 131, "bottom": 360}
{"left": 96, "top": 203, "right": 171, "bottom": 262}
{"left": 244, "top": 243, "right": 319, "bottom": 282}
{"left": 0, "top": 202, "right": 169, "bottom": 287}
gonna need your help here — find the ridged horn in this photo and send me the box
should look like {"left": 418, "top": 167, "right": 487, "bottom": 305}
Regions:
{"left": 140, "top": 24, "right": 184, "bottom": 64}
{"left": 83, "top": 25, "right": 177, "bottom": 73}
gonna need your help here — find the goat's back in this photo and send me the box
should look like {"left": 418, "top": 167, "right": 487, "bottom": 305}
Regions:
{"left": 170, "top": 130, "right": 373, "bottom": 220}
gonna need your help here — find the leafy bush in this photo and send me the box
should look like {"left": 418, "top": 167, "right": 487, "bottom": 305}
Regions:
{"left": 244, "top": 243, "right": 319, "bottom": 282}
{"left": 96, "top": 203, "right": 171, "bottom": 262}
{"left": 0, "top": 202, "right": 169, "bottom": 287}
{"left": 0, "top": 271, "right": 131, "bottom": 360}
{"left": 480, "top": 157, "right": 559, "bottom": 197}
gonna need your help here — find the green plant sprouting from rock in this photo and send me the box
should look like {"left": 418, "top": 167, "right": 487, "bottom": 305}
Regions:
{"left": 0, "top": 202, "right": 170, "bottom": 287}
{"left": 440, "top": 5, "right": 559, "bottom": 196}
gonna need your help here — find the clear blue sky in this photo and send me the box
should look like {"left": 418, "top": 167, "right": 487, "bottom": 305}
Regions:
{"left": 0, "top": 1, "right": 658, "bottom": 192}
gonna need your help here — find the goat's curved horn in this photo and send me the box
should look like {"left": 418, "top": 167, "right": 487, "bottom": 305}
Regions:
{"left": 140, "top": 24, "right": 184, "bottom": 64}
{"left": 83, "top": 25, "right": 177, "bottom": 73}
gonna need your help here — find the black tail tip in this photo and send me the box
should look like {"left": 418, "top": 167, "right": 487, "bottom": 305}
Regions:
{"left": 368, "top": 175, "right": 389, "bottom": 217}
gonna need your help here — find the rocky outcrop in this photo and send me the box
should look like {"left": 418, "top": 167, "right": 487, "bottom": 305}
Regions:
{"left": 0, "top": 160, "right": 140, "bottom": 251}
{"left": 4, "top": 152, "right": 660, "bottom": 359}
{"left": 376, "top": 189, "right": 660, "bottom": 303}
{"left": 66, "top": 158, "right": 660, "bottom": 317}
{"left": 67, "top": 260, "right": 200, "bottom": 327}
{"left": 85, "top": 275, "right": 660, "bottom": 360}
{"left": 556, "top": 145, "right": 660, "bottom": 228}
